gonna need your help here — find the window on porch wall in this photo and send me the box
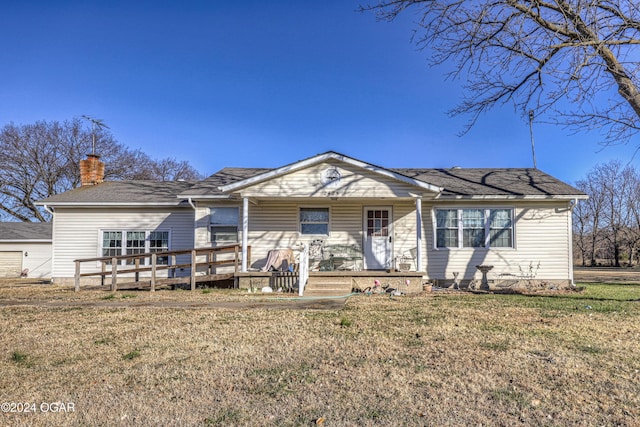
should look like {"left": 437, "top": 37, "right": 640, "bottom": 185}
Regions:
{"left": 300, "top": 208, "right": 329, "bottom": 235}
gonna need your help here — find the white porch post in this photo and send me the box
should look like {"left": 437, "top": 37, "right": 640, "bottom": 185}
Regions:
{"left": 241, "top": 197, "right": 249, "bottom": 272}
{"left": 416, "top": 196, "right": 423, "bottom": 271}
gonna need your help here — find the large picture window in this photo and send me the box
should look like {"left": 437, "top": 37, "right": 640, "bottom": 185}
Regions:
{"left": 435, "top": 208, "right": 513, "bottom": 249}
{"left": 300, "top": 207, "right": 329, "bottom": 235}
{"left": 101, "top": 230, "right": 170, "bottom": 264}
{"left": 210, "top": 207, "right": 239, "bottom": 245}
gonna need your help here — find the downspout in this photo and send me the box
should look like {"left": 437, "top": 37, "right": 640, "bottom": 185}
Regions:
{"left": 43, "top": 204, "right": 55, "bottom": 283}
{"left": 568, "top": 198, "right": 578, "bottom": 286}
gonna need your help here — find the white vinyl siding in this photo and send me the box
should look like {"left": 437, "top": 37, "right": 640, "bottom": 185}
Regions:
{"left": 426, "top": 202, "right": 572, "bottom": 281}
{"left": 238, "top": 161, "right": 423, "bottom": 199}
{"left": 51, "top": 207, "right": 193, "bottom": 281}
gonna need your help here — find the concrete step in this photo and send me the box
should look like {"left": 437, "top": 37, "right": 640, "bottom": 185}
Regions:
{"left": 307, "top": 276, "right": 352, "bottom": 287}
{"left": 304, "top": 277, "right": 353, "bottom": 297}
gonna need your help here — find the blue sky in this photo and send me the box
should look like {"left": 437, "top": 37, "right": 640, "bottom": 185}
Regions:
{"left": 1, "top": 1, "right": 637, "bottom": 184}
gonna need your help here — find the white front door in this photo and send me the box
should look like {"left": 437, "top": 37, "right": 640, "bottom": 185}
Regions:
{"left": 363, "top": 207, "right": 392, "bottom": 270}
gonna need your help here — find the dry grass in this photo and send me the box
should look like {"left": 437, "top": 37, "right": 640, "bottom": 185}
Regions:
{"left": 1, "top": 280, "right": 639, "bottom": 426}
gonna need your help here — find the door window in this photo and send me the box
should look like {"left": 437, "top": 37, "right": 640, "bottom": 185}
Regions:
{"left": 367, "top": 209, "right": 389, "bottom": 237}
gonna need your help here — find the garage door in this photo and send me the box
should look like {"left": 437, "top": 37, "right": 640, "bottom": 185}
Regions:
{"left": 0, "top": 251, "right": 22, "bottom": 277}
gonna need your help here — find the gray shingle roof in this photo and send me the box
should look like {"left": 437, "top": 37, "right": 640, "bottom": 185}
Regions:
{"left": 38, "top": 162, "right": 585, "bottom": 205}
{"left": 392, "top": 168, "right": 583, "bottom": 197}
{"left": 179, "top": 168, "right": 271, "bottom": 196}
{"left": 0, "top": 222, "right": 52, "bottom": 241}
{"left": 194, "top": 166, "right": 584, "bottom": 198}
{"left": 40, "top": 180, "right": 197, "bottom": 205}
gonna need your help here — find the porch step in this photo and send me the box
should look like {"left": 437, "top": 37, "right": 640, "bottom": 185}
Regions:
{"left": 304, "top": 276, "right": 353, "bottom": 297}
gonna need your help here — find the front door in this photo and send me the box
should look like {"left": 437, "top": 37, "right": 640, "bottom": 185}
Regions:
{"left": 363, "top": 207, "right": 392, "bottom": 270}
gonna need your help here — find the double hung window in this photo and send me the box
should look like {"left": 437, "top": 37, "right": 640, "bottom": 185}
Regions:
{"left": 210, "top": 207, "right": 239, "bottom": 245}
{"left": 300, "top": 208, "right": 329, "bottom": 235}
{"left": 435, "top": 208, "right": 513, "bottom": 249}
{"left": 101, "top": 230, "right": 170, "bottom": 264}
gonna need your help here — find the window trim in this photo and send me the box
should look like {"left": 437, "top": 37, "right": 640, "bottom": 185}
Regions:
{"left": 433, "top": 207, "right": 514, "bottom": 249}
{"left": 299, "top": 206, "right": 331, "bottom": 236}
{"left": 98, "top": 229, "right": 172, "bottom": 265}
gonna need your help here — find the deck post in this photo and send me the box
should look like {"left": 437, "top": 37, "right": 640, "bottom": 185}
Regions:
{"left": 170, "top": 254, "right": 176, "bottom": 278}
{"left": 241, "top": 197, "right": 249, "bottom": 272}
{"left": 416, "top": 197, "right": 423, "bottom": 272}
{"left": 191, "top": 249, "right": 197, "bottom": 291}
{"left": 150, "top": 253, "right": 156, "bottom": 292}
{"left": 101, "top": 261, "right": 106, "bottom": 286}
{"left": 74, "top": 260, "right": 80, "bottom": 292}
{"left": 134, "top": 258, "right": 140, "bottom": 282}
{"left": 111, "top": 257, "right": 118, "bottom": 292}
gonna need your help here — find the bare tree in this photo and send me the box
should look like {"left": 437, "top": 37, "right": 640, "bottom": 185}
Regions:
{"left": 572, "top": 192, "right": 592, "bottom": 266}
{"left": 575, "top": 176, "right": 606, "bottom": 265}
{"left": 364, "top": 1, "right": 640, "bottom": 144}
{"left": 574, "top": 160, "right": 640, "bottom": 266}
{"left": 0, "top": 119, "right": 203, "bottom": 222}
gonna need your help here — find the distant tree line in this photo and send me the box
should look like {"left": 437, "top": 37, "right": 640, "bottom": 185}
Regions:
{"left": 573, "top": 160, "right": 640, "bottom": 267}
{"left": 0, "top": 119, "right": 203, "bottom": 222}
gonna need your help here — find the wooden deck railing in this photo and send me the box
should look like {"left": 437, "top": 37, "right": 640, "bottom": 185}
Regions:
{"left": 73, "top": 244, "right": 251, "bottom": 292}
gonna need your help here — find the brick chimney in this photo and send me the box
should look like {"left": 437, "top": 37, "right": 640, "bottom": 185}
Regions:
{"left": 80, "top": 154, "right": 105, "bottom": 186}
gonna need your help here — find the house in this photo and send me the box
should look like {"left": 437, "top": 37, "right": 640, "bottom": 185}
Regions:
{"left": 38, "top": 151, "right": 587, "bottom": 292}
{"left": 0, "top": 222, "right": 52, "bottom": 279}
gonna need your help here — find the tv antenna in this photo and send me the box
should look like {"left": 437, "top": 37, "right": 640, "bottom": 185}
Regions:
{"left": 81, "top": 115, "right": 109, "bottom": 155}
{"left": 528, "top": 110, "right": 537, "bottom": 169}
